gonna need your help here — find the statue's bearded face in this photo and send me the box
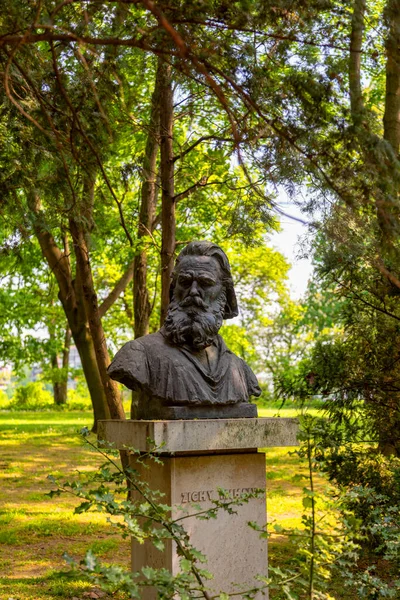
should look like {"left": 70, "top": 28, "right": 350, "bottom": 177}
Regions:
{"left": 163, "top": 256, "right": 226, "bottom": 350}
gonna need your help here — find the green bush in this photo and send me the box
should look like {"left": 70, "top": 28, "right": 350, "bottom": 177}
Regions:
{"left": 66, "top": 389, "right": 92, "bottom": 411}
{"left": 321, "top": 446, "right": 400, "bottom": 504}
{"left": 256, "top": 382, "right": 326, "bottom": 409}
{"left": 296, "top": 419, "right": 400, "bottom": 596}
{"left": 0, "top": 389, "right": 10, "bottom": 409}
{"left": 320, "top": 445, "right": 400, "bottom": 560}
{"left": 9, "top": 382, "right": 54, "bottom": 410}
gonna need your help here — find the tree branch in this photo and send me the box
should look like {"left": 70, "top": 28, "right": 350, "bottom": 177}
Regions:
{"left": 201, "top": 57, "right": 356, "bottom": 206}
{"left": 172, "top": 135, "right": 232, "bottom": 163}
{"left": 139, "top": 0, "right": 241, "bottom": 148}
{"left": 49, "top": 41, "right": 134, "bottom": 243}
{"left": 0, "top": 32, "right": 150, "bottom": 49}
{"left": 98, "top": 260, "right": 135, "bottom": 318}
{"left": 27, "top": 190, "right": 74, "bottom": 309}
{"left": 152, "top": 178, "right": 232, "bottom": 229}
{"left": 172, "top": 17, "right": 357, "bottom": 53}
{"left": 335, "top": 278, "right": 400, "bottom": 322}
{"left": 372, "top": 257, "right": 400, "bottom": 291}
{"left": 173, "top": 176, "right": 208, "bottom": 202}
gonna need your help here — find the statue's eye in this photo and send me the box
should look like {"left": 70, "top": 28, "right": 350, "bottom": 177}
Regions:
{"left": 199, "top": 277, "right": 215, "bottom": 287}
{"left": 178, "top": 275, "right": 192, "bottom": 287}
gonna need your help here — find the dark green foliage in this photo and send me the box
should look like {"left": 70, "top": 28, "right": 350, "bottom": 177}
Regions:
{"left": 277, "top": 268, "right": 400, "bottom": 455}
{"left": 320, "top": 446, "right": 400, "bottom": 500}
{"left": 286, "top": 417, "right": 400, "bottom": 599}
{"left": 320, "top": 445, "right": 400, "bottom": 549}
{"left": 317, "top": 443, "right": 400, "bottom": 597}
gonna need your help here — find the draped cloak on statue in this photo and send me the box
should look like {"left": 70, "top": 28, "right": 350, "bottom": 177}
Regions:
{"left": 108, "top": 328, "right": 261, "bottom": 406}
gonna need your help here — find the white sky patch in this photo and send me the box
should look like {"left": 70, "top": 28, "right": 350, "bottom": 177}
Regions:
{"left": 268, "top": 201, "right": 314, "bottom": 300}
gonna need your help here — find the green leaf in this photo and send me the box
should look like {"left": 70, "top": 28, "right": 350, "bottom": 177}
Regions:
{"left": 180, "top": 558, "right": 192, "bottom": 573}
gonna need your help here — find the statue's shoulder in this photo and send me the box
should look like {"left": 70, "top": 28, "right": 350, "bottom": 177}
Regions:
{"left": 120, "top": 331, "right": 167, "bottom": 354}
{"left": 135, "top": 331, "right": 167, "bottom": 348}
{"left": 107, "top": 332, "right": 166, "bottom": 390}
{"left": 219, "top": 336, "right": 262, "bottom": 398}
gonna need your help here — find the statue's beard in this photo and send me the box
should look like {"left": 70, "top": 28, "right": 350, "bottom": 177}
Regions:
{"left": 163, "top": 292, "right": 226, "bottom": 350}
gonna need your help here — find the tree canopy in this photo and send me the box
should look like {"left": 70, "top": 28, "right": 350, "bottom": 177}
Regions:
{"left": 1, "top": 0, "right": 400, "bottom": 447}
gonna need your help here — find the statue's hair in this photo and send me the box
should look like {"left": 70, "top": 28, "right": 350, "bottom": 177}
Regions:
{"left": 170, "top": 241, "right": 238, "bottom": 319}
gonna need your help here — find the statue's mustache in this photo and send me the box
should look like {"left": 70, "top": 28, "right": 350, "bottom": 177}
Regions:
{"left": 179, "top": 296, "right": 208, "bottom": 310}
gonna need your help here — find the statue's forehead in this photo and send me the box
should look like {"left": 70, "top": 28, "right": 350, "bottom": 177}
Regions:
{"left": 177, "top": 255, "right": 221, "bottom": 275}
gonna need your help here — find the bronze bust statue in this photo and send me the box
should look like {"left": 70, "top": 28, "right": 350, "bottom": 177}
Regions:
{"left": 108, "top": 241, "right": 261, "bottom": 419}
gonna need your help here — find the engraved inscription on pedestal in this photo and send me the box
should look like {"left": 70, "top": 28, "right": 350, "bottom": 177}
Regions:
{"left": 180, "top": 487, "right": 263, "bottom": 503}
{"left": 98, "top": 418, "right": 298, "bottom": 599}
{"left": 130, "top": 451, "right": 268, "bottom": 599}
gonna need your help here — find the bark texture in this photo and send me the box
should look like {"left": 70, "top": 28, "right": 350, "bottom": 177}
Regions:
{"left": 383, "top": 0, "right": 400, "bottom": 154}
{"left": 159, "top": 61, "right": 175, "bottom": 326}
{"left": 28, "top": 189, "right": 130, "bottom": 429}
{"left": 70, "top": 181, "right": 125, "bottom": 421}
{"left": 378, "top": 0, "right": 400, "bottom": 455}
{"left": 134, "top": 59, "right": 162, "bottom": 338}
{"left": 349, "top": 0, "right": 366, "bottom": 120}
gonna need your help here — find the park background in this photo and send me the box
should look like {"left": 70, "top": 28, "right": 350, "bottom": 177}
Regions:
{"left": 1, "top": 0, "right": 400, "bottom": 598}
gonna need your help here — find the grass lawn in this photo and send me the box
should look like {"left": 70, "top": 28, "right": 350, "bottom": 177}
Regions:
{"left": 0, "top": 408, "right": 353, "bottom": 599}
{"left": 0, "top": 411, "right": 131, "bottom": 599}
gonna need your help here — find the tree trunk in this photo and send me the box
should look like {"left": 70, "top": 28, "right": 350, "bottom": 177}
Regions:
{"left": 349, "top": 0, "right": 366, "bottom": 122}
{"left": 57, "top": 276, "right": 110, "bottom": 426}
{"left": 134, "top": 59, "right": 162, "bottom": 338}
{"left": 29, "top": 191, "right": 113, "bottom": 429}
{"left": 74, "top": 321, "right": 111, "bottom": 424}
{"left": 59, "top": 327, "right": 71, "bottom": 404}
{"left": 159, "top": 61, "right": 175, "bottom": 326}
{"left": 68, "top": 272, "right": 111, "bottom": 427}
{"left": 53, "top": 382, "right": 64, "bottom": 405}
{"left": 376, "top": 0, "right": 400, "bottom": 456}
{"left": 50, "top": 352, "right": 64, "bottom": 406}
{"left": 383, "top": 0, "right": 400, "bottom": 154}
{"left": 49, "top": 313, "right": 63, "bottom": 406}
{"left": 70, "top": 214, "right": 126, "bottom": 421}
{"left": 50, "top": 326, "right": 71, "bottom": 405}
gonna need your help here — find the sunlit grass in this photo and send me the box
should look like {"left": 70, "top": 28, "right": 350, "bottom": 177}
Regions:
{"left": 0, "top": 410, "right": 130, "bottom": 598}
{"left": 258, "top": 406, "right": 321, "bottom": 418}
{"left": 0, "top": 572, "right": 94, "bottom": 600}
{"left": 0, "top": 408, "right": 336, "bottom": 599}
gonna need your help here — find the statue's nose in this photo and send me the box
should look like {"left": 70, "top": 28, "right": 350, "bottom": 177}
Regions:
{"left": 189, "top": 280, "right": 200, "bottom": 296}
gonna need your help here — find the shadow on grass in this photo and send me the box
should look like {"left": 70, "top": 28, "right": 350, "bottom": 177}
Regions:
{"left": 0, "top": 513, "right": 107, "bottom": 545}
{"left": 0, "top": 570, "right": 95, "bottom": 600}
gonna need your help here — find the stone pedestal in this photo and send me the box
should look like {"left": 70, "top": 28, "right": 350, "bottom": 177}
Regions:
{"left": 98, "top": 418, "right": 298, "bottom": 599}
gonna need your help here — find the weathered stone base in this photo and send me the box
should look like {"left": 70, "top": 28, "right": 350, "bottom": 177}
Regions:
{"left": 136, "top": 402, "right": 258, "bottom": 420}
{"left": 98, "top": 418, "right": 299, "bottom": 600}
{"left": 130, "top": 451, "right": 268, "bottom": 599}
{"left": 98, "top": 417, "right": 299, "bottom": 454}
